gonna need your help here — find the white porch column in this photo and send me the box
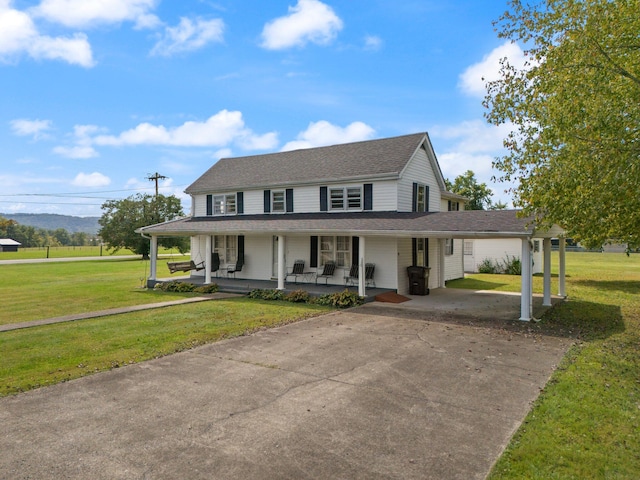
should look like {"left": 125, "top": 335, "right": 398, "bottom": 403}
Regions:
{"left": 205, "top": 235, "right": 212, "bottom": 284}
{"left": 149, "top": 235, "right": 158, "bottom": 281}
{"left": 520, "top": 238, "right": 532, "bottom": 321}
{"left": 543, "top": 237, "right": 552, "bottom": 306}
{"left": 277, "top": 234, "right": 286, "bottom": 290}
{"left": 438, "top": 238, "right": 446, "bottom": 288}
{"left": 558, "top": 237, "right": 567, "bottom": 297}
{"left": 358, "top": 236, "right": 366, "bottom": 297}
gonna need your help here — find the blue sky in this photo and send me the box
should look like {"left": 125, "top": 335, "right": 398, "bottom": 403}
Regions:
{"left": 1, "top": 0, "right": 526, "bottom": 217}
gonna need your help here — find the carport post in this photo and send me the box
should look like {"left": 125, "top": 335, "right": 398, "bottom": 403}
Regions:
{"left": 558, "top": 237, "right": 566, "bottom": 297}
{"left": 358, "top": 236, "right": 366, "bottom": 297}
{"left": 543, "top": 237, "right": 552, "bottom": 306}
{"left": 205, "top": 235, "right": 212, "bottom": 284}
{"left": 277, "top": 235, "right": 285, "bottom": 290}
{"left": 149, "top": 235, "right": 157, "bottom": 281}
{"left": 520, "top": 238, "right": 532, "bottom": 321}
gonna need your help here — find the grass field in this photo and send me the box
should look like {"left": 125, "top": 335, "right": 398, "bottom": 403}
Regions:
{"left": 0, "top": 255, "right": 192, "bottom": 325}
{"left": 0, "top": 245, "right": 179, "bottom": 260}
{"left": 467, "top": 252, "right": 640, "bottom": 479}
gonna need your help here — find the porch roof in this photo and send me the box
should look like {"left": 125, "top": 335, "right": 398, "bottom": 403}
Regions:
{"left": 138, "top": 209, "right": 563, "bottom": 239}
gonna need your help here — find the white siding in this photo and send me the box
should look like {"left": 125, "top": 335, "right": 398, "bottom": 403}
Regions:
{"left": 371, "top": 180, "right": 397, "bottom": 211}
{"left": 444, "top": 239, "right": 464, "bottom": 281}
{"left": 293, "top": 186, "right": 319, "bottom": 212}
{"left": 243, "top": 189, "right": 264, "bottom": 215}
{"left": 397, "top": 238, "right": 412, "bottom": 295}
{"left": 427, "top": 238, "right": 439, "bottom": 289}
{"left": 193, "top": 194, "right": 207, "bottom": 217}
{"left": 361, "top": 236, "right": 398, "bottom": 290}
{"left": 397, "top": 146, "right": 441, "bottom": 212}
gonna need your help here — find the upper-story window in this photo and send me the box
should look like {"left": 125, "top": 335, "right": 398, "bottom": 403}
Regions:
{"left": 413, "top": 183, "right": 429, "bottom": 212}
{"left": 207, "top": 193, "right": 237, "bottom": 216}
{"left": 330, "top": 187, "right": 362, "bottom": 211}
{"left": 272, "top": 190, "right": 285, "bottom": 213}
{"left": 448, "top": 200, "right": 460, "bottom": 211}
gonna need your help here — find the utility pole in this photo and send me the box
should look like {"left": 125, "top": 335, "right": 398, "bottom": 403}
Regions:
{"left": 146, "top": 172, "right": 167, "bottom": 197}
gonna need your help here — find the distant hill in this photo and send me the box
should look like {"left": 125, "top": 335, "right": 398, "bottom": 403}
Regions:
{"left": 1, "top": 213, "right": 100, "bottom": 234}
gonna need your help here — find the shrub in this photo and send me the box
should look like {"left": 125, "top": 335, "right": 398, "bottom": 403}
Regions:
{"left": 248, "top": 289, "right": 285, "bottom": 301}
{"left": 154, "top": 281, "right": 196, "bottom": 292}
{"left": 313, "top": 289, "right": 364, "bottom": 308}
{"left": 478, "top": 258, "right": 498, "bottom": 274}
{"left": 193, "top": 284, "right": 219, "bottom": 294}
{"left": 285, "top": 289, "right": 311, "bottom": 303}
{"left": 501, "top": 254, "right": 522, "bottom": 275}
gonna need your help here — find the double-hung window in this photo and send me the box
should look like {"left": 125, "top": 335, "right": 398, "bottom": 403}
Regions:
{"left": 445, "top": 238, "right": 454, "bottom": 256}
{"left": 214, "top": 235, "right": 237, "bottom": 264}
{"left": 211, "top": 193, "right": 236, "bottom": 215}
{"left": 329, "top": 187, "right": 362, "bottom": 211}
{"left": 272, "top": 190, "right": 285, "bottom": 213}
{"left": 320, "top": 235, "right": 351, "bottom": 267}
{"left": 448, "top": 200, "right": 460, "bottom": 211}
{"left": 413, "top": 183, "right": 428, "bottom": 212}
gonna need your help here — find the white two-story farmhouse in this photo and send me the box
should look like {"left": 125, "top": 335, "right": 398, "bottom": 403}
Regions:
{"left": 139, "top": 132, "right": 566, "bottom": 321}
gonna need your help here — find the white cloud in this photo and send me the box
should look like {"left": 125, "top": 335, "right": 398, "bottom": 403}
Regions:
{"left": 281, "top": 120, "right": 375, "bottom": 151}
{"left": 72, "top": 172, "right": 111, "bottom": 187}
{"left": 53, "top": 145, "right": 98, "bottom": 159}
{"left": 10, "top": 118, "right": 52, "bottom": 139}
{"left": 430, "top": 119, "right": 516, "bottom": 204}
{"left": 0, "top": 3, "right": 94, "bottom": 67}
{"left": 459, "top": 41, "right": 527, "bottom": 97}
{"left": 260, "top": 0, "right": 343, "bottom": 50}
{"left": 364, "top": 35, "right": 382, "bottom": 51}
{"left": 33, "top": 0, "right": 160, "bottom": 29}
{"left": 151, "top": 17, "right": 224, "bottom": 56}
{"left": 92, "top": 110, "right": 278, "bottom": 150}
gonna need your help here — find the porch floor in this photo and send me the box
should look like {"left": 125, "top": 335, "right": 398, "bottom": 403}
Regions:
{"left": 156, "top": 274, "right": 393, "bottom": 301}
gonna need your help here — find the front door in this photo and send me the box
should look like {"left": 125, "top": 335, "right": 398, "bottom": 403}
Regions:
{"left": 272, "top": 236, "right": 278, "bottom": 278}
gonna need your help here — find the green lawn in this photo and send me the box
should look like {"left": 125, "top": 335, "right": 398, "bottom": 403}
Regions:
{"left": 0, "top": 298, "right": 330, "bottom": 396}
{"left": 465, "top": 252, "right": 640, "bottom": 479}
{"left": 0, "top": 245, "right": 180, "bottom": 260}
{"left": 0, "top": 256, "right": 193, "bottom": 325}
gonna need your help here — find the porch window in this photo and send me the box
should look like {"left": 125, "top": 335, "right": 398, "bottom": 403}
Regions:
{"left": 212, "top": 194, "right": 236, "bottom": 215}
{"left": 214, "top": 235, "right": 237, "bottom": 264}
{"left": 445, "top": 238, "right": 454, "bottom": 256}
{"left": 416, "top": 238, "right": 427, "bottom": 267}
{"left": 464, "top": 241, "right": 473, "bottom": 255}
{"left": 320, "top": 235, "right": 351, "bottom": 267}
{"left": 329, "top": 187, "right": 362, "bottom": 211}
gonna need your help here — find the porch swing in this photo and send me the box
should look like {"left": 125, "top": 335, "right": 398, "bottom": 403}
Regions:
{"left": 167, "top": 248, "right": 205, "bottom": 274}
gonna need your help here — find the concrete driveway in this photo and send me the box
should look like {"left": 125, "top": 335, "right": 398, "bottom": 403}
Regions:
{"left": 0, "top": 302, "right": 570, "bottom": 480}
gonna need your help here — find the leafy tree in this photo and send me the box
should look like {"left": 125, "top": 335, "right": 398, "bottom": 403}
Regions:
{"left": 98, "top": 194, "right": 189, "bottom": 259}
{"left": 484, "top": 0, "right": 640, "bottom": 248}
{"left": 446, "top": 170, "right": 494, "bottom": 210}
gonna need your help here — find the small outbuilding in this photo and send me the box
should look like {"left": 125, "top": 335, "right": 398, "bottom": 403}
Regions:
{"left": 0, "top": 239, "right": 21, "bottom": 252}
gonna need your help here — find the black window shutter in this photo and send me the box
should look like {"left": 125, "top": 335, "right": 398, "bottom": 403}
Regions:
{"left": 412, "top": 183, "right": 418, "bottom": 212}
{"left": 206, "top": 194, "right": 212, "bottom": 216}
{"left": 286, "top": 188, "right": 294, "bottom": 213}
{"left": 363, "top": 183, "right": 373, "bottom": 211}
{"left": 238, "top": 235, "right": 245, "bottom": 262}
{"left": 320, "top": 186, "right": 328, "bottom": 212}
{"left": 426, "top": 186, "right": 430, "bottom": 212}
{"left": 237, "top": 192, "right": 244, "bottom": 214}
{"left": 310, "top": 236, "right": 318, "bottom": 268}
{"left": 425, "top": 238, "right": 429, "bottom": 266}
{"left": 412, "top": 238, "right": 417, "bottom": 266}
{"left": 351, "top": 236, "right": 359, "bottom": 266}
{"left": 264, "top": 190, "right": 271, "bottom": 213}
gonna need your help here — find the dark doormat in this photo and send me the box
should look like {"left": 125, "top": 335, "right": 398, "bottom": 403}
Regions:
{"left": 375, "top": 292, "right": 410, "bottom": 303}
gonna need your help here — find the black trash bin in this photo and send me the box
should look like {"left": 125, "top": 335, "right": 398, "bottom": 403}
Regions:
{"left": 407, "top": 266, "right": 430, "bottom": 295}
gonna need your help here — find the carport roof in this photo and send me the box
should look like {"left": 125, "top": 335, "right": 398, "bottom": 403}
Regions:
{"left": 138, "top": 209, "right": 562, "bottom": 239}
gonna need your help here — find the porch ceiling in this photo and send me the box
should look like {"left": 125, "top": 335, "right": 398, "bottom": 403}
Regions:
{"left": 138, "top": 210, "right": 563, "bottom": 240}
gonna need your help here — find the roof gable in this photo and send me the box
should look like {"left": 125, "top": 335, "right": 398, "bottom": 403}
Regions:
{"left": 186, "top": 133, "right": 428, "bottom": 194}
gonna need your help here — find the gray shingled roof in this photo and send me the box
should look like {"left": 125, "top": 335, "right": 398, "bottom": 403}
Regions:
{"left": 185, "top": 132, "right": 428, "bottom": 194}
{"left": 138, "top": 210, "right": 554, "bottom": 239}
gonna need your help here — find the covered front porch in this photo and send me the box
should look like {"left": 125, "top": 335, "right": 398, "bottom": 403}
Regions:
{"left": 152, "top": 274, "right": 394, "bottom": 300}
